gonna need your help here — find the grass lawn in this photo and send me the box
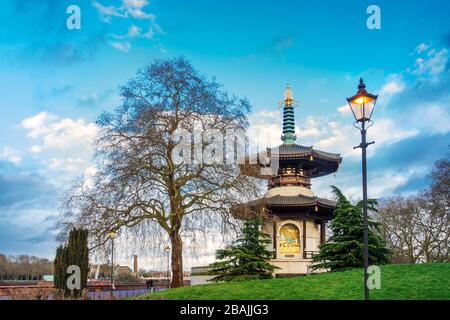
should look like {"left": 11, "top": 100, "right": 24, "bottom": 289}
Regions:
{"left": 135, "top": 263, "right": 450, "bottom": 300}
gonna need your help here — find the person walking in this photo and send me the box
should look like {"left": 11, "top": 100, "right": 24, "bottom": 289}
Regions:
{"left": 149, "top": 279, "right": 154, "bottom": 293}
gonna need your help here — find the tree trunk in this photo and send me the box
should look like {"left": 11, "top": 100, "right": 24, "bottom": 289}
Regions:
{"left": 169, "top": 232, "right": 184, "bottom": 288}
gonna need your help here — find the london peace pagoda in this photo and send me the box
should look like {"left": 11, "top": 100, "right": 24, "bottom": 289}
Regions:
{"left": 240, "top": 84, "right": 342, "bottom": 277}
{"left": 191, "top": 85, "right": 342, "bottom": 283}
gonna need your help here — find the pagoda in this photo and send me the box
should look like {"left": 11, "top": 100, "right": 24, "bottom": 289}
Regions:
{"left": 240, "top": 84, "right": 342, "bottom": 277}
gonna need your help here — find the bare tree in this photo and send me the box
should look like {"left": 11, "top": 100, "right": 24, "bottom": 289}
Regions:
{"left": 0, "top": 254, "right": 7, "bottom": 279}
{"left": 0, "top": 254, "right": 53, "bottom": 281}
{"left": 419, "top": 156, "right": 450, "bottom": 261}
{"left": 376, "top": 156, "right": 450, "bottom": 263}
{"left": 58, "top": 57, "right": 263, "bottom": 288}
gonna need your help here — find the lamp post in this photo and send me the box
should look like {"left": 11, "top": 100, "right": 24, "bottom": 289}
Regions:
{"left": 346, "top": 78, "right": 378, "bottom": 301}
{"left": 108, "top": 231, "right": 117, "bottom": 299}
{"left": 164, "top": 246, "right": 170, "bottom": 289}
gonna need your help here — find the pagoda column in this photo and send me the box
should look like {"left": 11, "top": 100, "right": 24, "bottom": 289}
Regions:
{"left": 302, "top": 220, "right": 307, "bottom": 258}
{"left": 320, "top": 219, "right": 326, "bottom": 244}
{"left": 272, "top": 219, "right": 277, "bottom": 258}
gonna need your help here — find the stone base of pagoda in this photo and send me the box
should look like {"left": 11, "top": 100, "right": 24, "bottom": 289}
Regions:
{"left": 270, "top": 258, "right": 327, "bottom": 276}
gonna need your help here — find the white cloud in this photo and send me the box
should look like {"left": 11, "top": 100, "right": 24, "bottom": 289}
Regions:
{"left": 409, "top": 103, "right": 450, "bottom": 134}
{"left": 300, "top": 117, "right": 325, "bottom": 137}
{"left": 314, "top": 163, "right": 429, "bottom": 201}
{"left": 0, "top": 147, "right": 22, "bottom": 164}
{"left": 21, "top": 112, "right": 98, "bottom": 153}
{"left": 93, "top": 0, "right": 164, "bottom": 52}
{"left": 30, "top": 145, "right": 43, "bottom": 153}
{"left": 123, "top": 0, "right": 154, "bottom": 19}
{"left": 380, "top": 78, "right": 405, "bottom": 95}
{"left": 247, "top": 122, "right": 282, "bottom": 151}
{"left": 368, "top": 170, "right": 410, "bottom": 198}
{"left": 248, "top": 110, "right": 282, "bottom": 149}
{"left": 21, "top": 112, "right": 98, "bottom": 182}
{"left": 414, "top": 43, "right": 430, "bottom": 54}
{"left": 297, "top": 116, "right": 418, "bottom": 160}
{"left": 108, "top": 40, "right": 131, "bottom": 52}
{"left": 127, "top": 24, "right": 141, "bottom": 37}
{"left": 125, "top": 23, "right": 161, "bottom": 39}
{"left": 92, "top": 1, "right": 127, "bottom": 23}
{"left": 301, "top": 127, "right": 321, "bottom": 137}
{"left": 248, "top": 108, "right": 419, "bottom": 162}
{"left": 106, "top": 21, "right": 164, "bottom": 52}
{"left": 93, "top": 0, "right": 154, "bottom": 22}
{"left": 337, "top": 104, "right": 350, "bottom": 114}
{"left": 314, "top": 121, "right": 359, "bottom": 158}
{"left": 378, "top": 74, "right": 405, "bottom": 107}
{"left": 21, "top": 111, "right": 58, "bottom": 139}
{"left": 410, "top": 47, "right": 448, "bottom": 83}
{"left": 48, "top": 158, "right": 98, "bottom": 187}
{"left": 248, "top": 111, "right": 327, "bottom": 148}
{"left": 365, "top": 165, "right": 428, "bottom": 199}
{"left": 255, "top": 110, "right": 280, "bottom": 119}
{"left": 48, "top": 157, "right": 88, "bottom": 173}
{"left": 367, "top": 118, "right": 419, "bottom": 150}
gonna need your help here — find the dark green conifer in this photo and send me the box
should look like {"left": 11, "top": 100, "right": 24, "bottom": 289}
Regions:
{"left": 312, "top": 186, "right": 390, "bottom": 271}
{"left": 209, "top": 218, "right": 279, "bottom": 282}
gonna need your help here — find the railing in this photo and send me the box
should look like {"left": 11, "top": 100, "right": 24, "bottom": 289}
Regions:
{"left": 1, "top": 280, "right": 189, "bottom": 300}
{"left": 303, "top": 251, "right": 318, "bottom": 259}
{"left": 270, "top": 174, "right": 311, "bottom": 188}
{"left": 191, "top": 266, "right": 211, "bottom": 276}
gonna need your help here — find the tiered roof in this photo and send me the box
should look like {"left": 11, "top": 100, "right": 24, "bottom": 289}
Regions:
{"left": 237, "top": 84, "right": 343, "bottom": 220}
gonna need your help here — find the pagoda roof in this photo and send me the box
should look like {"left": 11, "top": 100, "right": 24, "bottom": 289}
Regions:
{"left": 241, "top": 143, "right": 342, "bottom": 179}
{"left": 270, "top": 143, "right": 342, "bottom": 162}
{"left": 245, "top": 193, "right": 336, "bottom": 208}
{"left": 239, "top": 85, "right": 342, "bottom": 179}
{"left": 231, "top": 193, "right": 336, "bottom": 221}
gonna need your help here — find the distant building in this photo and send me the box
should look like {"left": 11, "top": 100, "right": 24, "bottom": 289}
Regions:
{"left": 133, "top": 255, "right": 138, "bottom": 277}
{"left": 118, "top": 266, "right": 132, "bottom": 274}
{"left": 43, "top": 275, "right": 54, "bottom": 282}
{"left": 89, "top": 264, "right": 132, "bottom": 279}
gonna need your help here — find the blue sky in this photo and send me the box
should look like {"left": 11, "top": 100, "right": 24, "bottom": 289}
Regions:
{"left": 0, "top": 0, "right": 449, "bottom": 267}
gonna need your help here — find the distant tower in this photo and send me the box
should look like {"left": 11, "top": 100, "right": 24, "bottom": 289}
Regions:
{"left": 133, "top": 255, "right": 138, "bottom": 276}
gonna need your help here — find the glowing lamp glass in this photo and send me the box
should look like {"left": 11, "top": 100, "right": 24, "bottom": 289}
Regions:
{"left": 347, "top": 91, "right": 377, "bottom": 122}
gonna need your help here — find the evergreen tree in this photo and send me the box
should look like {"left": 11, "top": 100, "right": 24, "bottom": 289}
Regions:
{"left": 53, "top": 228, "right": 89, "bottom": 297}
{"left": 53, "top": 245, "right": 68, "bottom": 290}
{"left": 208, "top": 218, "right": 279, "bottom": 282}
{"left": 312, "top": 186, "right": 390, "bottom": 271}
{"left": 66, "top": 228, "right": 89, "bottom": 297}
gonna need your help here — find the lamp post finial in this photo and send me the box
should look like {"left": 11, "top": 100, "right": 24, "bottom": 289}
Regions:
{"left": 358, "top": 78, "right": 366, "bottom": 89}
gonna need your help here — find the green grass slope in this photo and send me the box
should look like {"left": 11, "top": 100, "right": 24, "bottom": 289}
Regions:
{"left": 135, "top": 263, "right": 450, "bottom": 300}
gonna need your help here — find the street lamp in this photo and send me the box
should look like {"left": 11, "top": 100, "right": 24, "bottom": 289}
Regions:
{"left": 346, "top": 78, "right": 378, "bottom": 301}
{"left": 108, "top": 231, "right": 117, "bottom": 299}
{"left": 164, "top": 246, "right": 170, "bottom": 289}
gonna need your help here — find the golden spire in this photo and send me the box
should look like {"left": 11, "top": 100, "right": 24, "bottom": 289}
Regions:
{"left": 279, "top": 83, "right": 298, "bottom": 108}
{"left": 284, "top": 83, "right": 294, "bottom": 106}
